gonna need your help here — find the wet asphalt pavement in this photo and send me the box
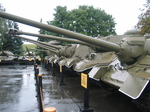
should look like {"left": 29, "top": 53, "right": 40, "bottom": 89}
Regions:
{"left": 0, "top": 63, "right": 142, "bottom": 112}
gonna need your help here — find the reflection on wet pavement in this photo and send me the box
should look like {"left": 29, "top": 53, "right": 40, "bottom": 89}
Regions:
{"left": 0, "top": 64, "right": 141, "bottom": 112}
{"left": 0, "top": 65, "right": 79, "bottom": 112}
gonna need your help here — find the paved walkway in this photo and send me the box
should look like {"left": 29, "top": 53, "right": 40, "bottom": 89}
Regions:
{"left": 0, "top": 64, "right": 141, "bottom": 112}
{"left": 0, "top": 64, "right": 79, "bottom": 112}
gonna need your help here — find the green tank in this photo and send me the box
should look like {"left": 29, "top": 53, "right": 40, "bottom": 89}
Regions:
{"left": 8, "top": 29, "right": 121, "bottom": 70}
{"left": 9, "top": 29, "right": 96, "bottom": 68}
{"left": 35, "top": 42, "right": 60, "bottom": 64}
{"left": 73, "top": 34, "right": 127, "bottom": 72}
{"left": 1, "top": 11, "right": 150, "bottom": 111}
{"left": 18, "top": 36, "right": 60, "bottom": 64}
{"left": 0, "top": 50, "right": 16, "bottom": 64}
{"left": 15, "top": 34, "right": 95, "bottom": 68}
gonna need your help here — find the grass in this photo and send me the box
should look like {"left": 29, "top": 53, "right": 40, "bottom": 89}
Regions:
{"left": 22, "top": 44, "right": 37, "bottom": 52}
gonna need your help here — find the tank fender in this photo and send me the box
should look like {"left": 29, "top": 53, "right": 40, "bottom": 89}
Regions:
{"left": 88, "top": 66, "right": 108, "bottom": 81}
{"left": 119, "top": 75, "right": 149, "bottom": 99}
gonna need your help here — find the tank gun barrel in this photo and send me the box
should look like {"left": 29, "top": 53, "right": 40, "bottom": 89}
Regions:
{"left": 25, "top": 39, "right": 58, "bottom": 54}
{"left": 29, "top": 48, "right": 48, "bottom": 52}
{"left": 15, "top": 35, "right": 61, "bottom": 49}
{"left": 36, "top": 44, "right": 58, "bottom": 54}
{"left": 9, "top": 29, "right": 93, "bottom": 47}
{"left": 15, "top": 35, "right": 59, "bottom": 54}
{"left": 26, "top": 47, "right": 32, "bottom": 56}
{"left": 0, "top": 11, "right": 120, "bottom": 52}
{"left": 27, "top": 40, "right": 58, "bottom": 51}
{"left": 35, "top": 43, "right": 58, "bottom": 51}
{"left": 15, "top": 35, "right": 58, "bottom": 52}
{"left": 26, "top": 40, "right": 58, "bottom": 51}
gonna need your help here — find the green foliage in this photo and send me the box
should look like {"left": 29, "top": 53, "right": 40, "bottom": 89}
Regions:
{"left": 39, "top": 5, "right": 116, "bottom": 43}
{"left": 68, "top": 6, "right": 116, "bottom": 36}
{"left": 0, "top": 4, "right": 23, "bottom": 55}
{"left": 135, "top": 0, "right": 150, "bottom": 34}
{"left": 22, "top": 44, "right": 37, "bottom": 52}
{"left": 38, "top": 28, "right": 51, "bottom": 42}
{"left": 3, "top": 35, "right": 23, "bottom": 55}
{"left": 2, "top": 22, "right": 23, "bottom": 55}
{"left": 0, "top": 4, "right": 7, "bottom": 50}
{"left": 36, "top": 46, "right": 47, "bottom": 60}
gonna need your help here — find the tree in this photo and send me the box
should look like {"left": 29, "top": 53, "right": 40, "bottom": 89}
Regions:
{"left": 39, "top": 5, "right": 116, "bottom": 44}
{"left": 38, "top": 6, "right": 68, "bottom": 42}
{"left": 0, "top": 4, "right": 7, "bottom": 51}
{"left": 135, "top": 0, "right": 150, "bottom": 34}
{"left": 67, "top": 6, "right": 116, "bottom": 37}
{"left": 0, "top": 4, "right": 23, "bottom": 55}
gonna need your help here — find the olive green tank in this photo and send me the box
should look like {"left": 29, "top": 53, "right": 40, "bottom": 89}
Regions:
{"left": 15, "top": 34, "right": 95, "bottom": 67}
{"left": 18, "top": 47, "right": 41, "bottom": 64}
{"left": 9, "top": 29, "right": 121, "bottom": 70}
{"left": 8, "top": 29, "right": 96, "bottom": 68}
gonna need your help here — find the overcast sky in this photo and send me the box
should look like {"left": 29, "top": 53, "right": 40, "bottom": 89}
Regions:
{"left": 0, "top": 0, "right": 145, "bottom": 36}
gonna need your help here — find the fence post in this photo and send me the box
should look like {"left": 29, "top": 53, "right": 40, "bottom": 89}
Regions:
{"left": 52, "top": 62, "right": 55, "bottom": 76}
{"left": 59, "top": 65, "right": 65, "bottom": 86}
{"left": 34, "top": 63, "right": 37, "bottom": 74}
{"left": 38, "top": 74, "right": 44, "bottom": 112}
{"left": 38, "top": 74, "right": 43, "bottom": 91}
{"left": 80, "top": 73, "right": 94, "bottom": 112}
{"left": 35, "top": 67, "right": 39, "bottom": 85}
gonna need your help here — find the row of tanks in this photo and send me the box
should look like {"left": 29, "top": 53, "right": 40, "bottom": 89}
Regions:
{"left": 0, "top": 47, "right": 41, "bottom": 65}
{"left": 8, "top": 29, "right": 122, "bottom": 72}
{"left": 1, "top": 11, "right": 150, "bottom": 111}
{"left": 0, "top": 29, "right": 42, "bottom": 65}
{"left": 18, "top": 50, "right": 41, "bottom": 65}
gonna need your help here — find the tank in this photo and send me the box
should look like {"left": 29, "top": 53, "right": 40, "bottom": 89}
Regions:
{"left": 35, "top": 42, "right": 59, "bottom": 64}
{"left": 17, "top": 47, "right": 37, "bottom": 64}
{"left": 0, "top": 50, "right": 16, "bottom": 64}
{"left": 21, "top": 36, "right": 60, "bottom": 65}
{"left": 9, "top": 29, "right": 124, "bottom": 70}
{"left": 73, "top": 34, "right": 133, "bottom": 72}
{"left": 15, "top": 35, "right": 60, "bottom": 64}
{"left": 8, "top": 29, "right": 96, "bottom": 67}
{"left": 26, "top": 47, "right": 41, "bottom": 64}
{"left": 1, "top": 11, "right": 150, "bottom": 111}
{"left": 13, "top": 34, "right": 95, "bottom": 68}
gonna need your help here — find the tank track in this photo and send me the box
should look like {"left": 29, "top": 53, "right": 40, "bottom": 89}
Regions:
{"left": 132, "top": 83, "right": 150, "bottom": 112}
